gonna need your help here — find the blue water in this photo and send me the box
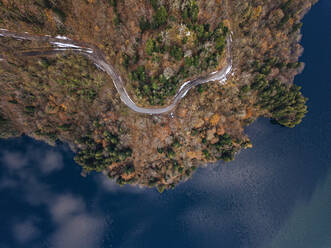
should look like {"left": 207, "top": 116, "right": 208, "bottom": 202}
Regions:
{"left": 0, "top": 1, "right": 330, "bottom": 248}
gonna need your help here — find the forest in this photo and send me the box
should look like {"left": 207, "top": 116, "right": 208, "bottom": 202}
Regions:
{"left": 0, "top": 0, "right": 317, "bottom": 191}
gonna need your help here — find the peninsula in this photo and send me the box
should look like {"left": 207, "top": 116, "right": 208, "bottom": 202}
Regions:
{"left": 0, "top": 0, "right": 317, "bottom": 191}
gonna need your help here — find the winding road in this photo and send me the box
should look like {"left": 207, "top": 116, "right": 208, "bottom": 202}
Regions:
{"left": 0, "top": 29, "right": 232, "bottom": 115}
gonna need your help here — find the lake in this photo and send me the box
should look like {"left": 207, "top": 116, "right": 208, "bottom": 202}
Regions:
{"left": 0, "top": 1, "right": 330, "bottom": 247}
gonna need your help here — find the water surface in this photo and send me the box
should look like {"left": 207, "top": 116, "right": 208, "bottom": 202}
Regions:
{"left": 0, "top": 1, "right": 330, "bottom": 247}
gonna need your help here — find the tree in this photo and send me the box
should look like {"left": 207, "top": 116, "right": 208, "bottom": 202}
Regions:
{"left": 139, "top": 17, "right": 151, "bottom": 32}
{"left": 170, "top": 45, "right": 183, "bottom": 61}
{"left": 146, "top": 39, "right": 156, "bottom": 55}
{"left": 182, "top": 1, "right": 199, "bottom": 24}
{"left": 152, "top": 6, "right": 168, "bottom": 28}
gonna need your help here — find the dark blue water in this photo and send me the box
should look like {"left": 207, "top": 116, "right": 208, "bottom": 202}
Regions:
{"left": 0, "top": 1, "right": 330, "bottom": 248}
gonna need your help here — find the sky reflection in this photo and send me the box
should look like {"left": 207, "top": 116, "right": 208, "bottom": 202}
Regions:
{"left": 0, "top": 0, "right": 330, "bottom": 247}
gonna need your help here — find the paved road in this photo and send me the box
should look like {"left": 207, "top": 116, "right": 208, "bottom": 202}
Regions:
{"left": 0, "top": 29, "right": 232, "bottom": 115}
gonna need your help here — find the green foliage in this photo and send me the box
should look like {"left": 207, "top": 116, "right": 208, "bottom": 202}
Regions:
{"left": 130, "top": 65, "right": 179, "bottom": 105}
{"left": 109, "top": 0, "right": 117, "bottom": 8}
{"left": 74, "top": 132, "right": 132, "bottom": 172}
{"left": 139, "top": 17, "right": 151, "bottom": 32}
{"left": 146, "top": 39, "right": 156, "bottom": 56}
{"left": 52, "top": 7, "right": 66, "bottom": 22}
{"left": 157, "top": 147, "right": 164, "bottom": 153}
{"left": 166, "top": 147, "right": 176, "bottom": 159}
{"left": 124, "top": 163, "right": 135, "bottom": 174}
{"left": 122, "top": 54, "right": 130, "bottom": 68}
{"left": 194, "top": 24, "right": 204, "bottom": 39}
{"left": 215, "top": 36, "right": 226, "bottom": 51}
{"left": 24, "top": 106, "right": 36, "bottom": 116}
{"left": 240, "top": 85, "right": 250, "bottom": 94}
{"left": 278, "top": 0, "right": 294, "bottom": 28}
{"left": 253, "top": 58, "right": 286, "bottom": 75}
{"left": 157, "top": 139, "right": 180, "bottom": 159}
{"left": 182, "top": 0, "right": 199, "bottom": 24}
{"left": 203, "top": 149, "right": 210, "bottom": 159}
{"left": 169, "top": 45, "right": 183, "bottom": 61}
{"left": 125, "top": 4, "right": 227, "bottom": 106}
{"left": 139, "top": 3, "right": 168, "bottom": 31}
{"left": 0, "top": 53, "right": 106, "bottom": 141}
{"left": 149, "top": 0, "right": 158, "bottom": 10}
{"left": 221, "top": 150, "right": 235, "bottom": 162}
{"left": 198, "top": 131, "right": 237, "bottom": 162}
{"left": 190, "top": 128, "right": 198, "bottom": 136}
{"left": 58, "top": 123, "right": 71, "bottom": 131}
{"left": 113, "top": 15, "right": 121, "bottom": 26}
{"left": 157, "top": 184, "right": 165, "bottom": 193}
{"left": 213, "top": 23, "right": 228, "bottom": 53}
{"left": 43, "top": 54, "right": 103, "bottom": 102}
{"left": 253, "top": 73, "right": 308, "bottom": 127}
{"left": 152, "top": 6, "right": 168, "bottom": 28}
{"left": 108, "top": 0, "right": 121, "bottom": 26}
{"left": 172, "top": 138, "right": 181, "bottom": 148}
{"left": 122, "top": 52, "right": 139, "bottom": 69}
{"left": 217, "top": 134, "right": 233, "bottom": 147}
{"left": 287, "top": 62, "right": 301, "bottom": 69}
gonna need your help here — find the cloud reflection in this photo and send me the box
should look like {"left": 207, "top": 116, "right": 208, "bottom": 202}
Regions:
{"left": 0, "top": 110, "right": 330, "bottom": 248}
{"left": 12, "top": 219, "right": 40, "bottom": 244}
{"left": 0, "top": 142, "right": 106, "bottom": 248}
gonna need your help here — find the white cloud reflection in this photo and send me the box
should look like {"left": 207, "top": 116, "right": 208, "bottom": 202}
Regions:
{"left": 1, "top": 148, "right": 63, "bottom": 174}
{"left": 50, "top": 194, "right": 86, "bottom": 223}
{"left": 1, "top": 151, "right": 28, "bottom": 170}
{"left": 39, "top": 151, "right": 64, "bottom": 174}
{"left": 0, "top": 146, "right": 106, "bottom": 248}
{"left": 50, "top": 214, "right": 104, "bottom": 248}
{"left": 12, "top": 219, "right": 40, "bottom": 244}
{"left": 0, "top": 115, "right": 329, "bottom": 248}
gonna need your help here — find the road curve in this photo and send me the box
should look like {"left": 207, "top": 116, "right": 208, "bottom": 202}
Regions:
{"left": 0, "top": 29, "right": 232, "bottom": 115}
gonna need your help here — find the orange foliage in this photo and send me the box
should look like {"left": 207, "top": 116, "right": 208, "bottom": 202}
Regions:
{"left": 210, "top": 114, "right": 221, "bottom": 126}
